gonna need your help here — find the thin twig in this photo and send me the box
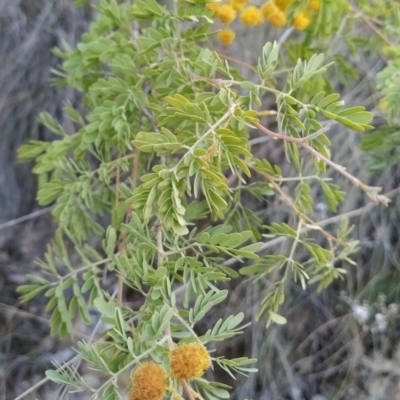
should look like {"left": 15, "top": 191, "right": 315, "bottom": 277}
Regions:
{"left": 92, "top": 337, "right": 169, "bottom": 396}
{"left": 259, "top": 168, "right": 347, "bottom": 246}
{"left": 115, "top": 152, "right": 123, "bottom": 303}
{"left": 223, "top": 186, "right": 400, "bottom": 267}
{"left": 13, "top": 367, "right": 74, "bottom": 400}
{"left": 0, "top": 303, "right": 90, "bottom": 340}
{"left": 181, "top": 379, "right": 196, "bottom": 400}
{"left": 174, "top": 311, "right": 203, "bottom": 345}
{"left": 255, "top": 123, "right": 391, "bottom": 205}
{"left": 132, "top": 148, "right": 140, "bottom": 188}
{"left": 351, "top": 5, "right": 394, "bottom": 48}
{"left": 0, "top": 206, "right": 53, "bottom": 231}
{"left": 10, "top": 286, "right": 115, "bottom": 400}
{"left": 218, "top": 53, "right": 257, "bottom": 71}
{"left": 157, "top": 223, "right": 164, "bottom": 268}
{"left": 115, "top": 152, "right": 121, "bottom": 207}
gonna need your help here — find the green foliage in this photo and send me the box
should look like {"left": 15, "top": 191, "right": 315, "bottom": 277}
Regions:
{"left": 360, "top": 125, "right": 400, "bottom": 172}
{"left": 16, "top": 0, "right": 397, "bottom": 398}
{"left": 377, "top": 60, "right": 400, "bottom": 123}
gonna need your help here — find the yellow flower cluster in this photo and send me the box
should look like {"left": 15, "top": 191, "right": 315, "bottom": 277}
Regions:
{"left": 217, "top": 4, "right": 237, "bottom": 23}
{"left": 130, "top": 362, "right": 167, "bottom": 400}
{"left": 230, "top": 0, "right": 249, "bottom": 11}
{"left": 309, "top": 0, "right": 321, "bottom": 11}
{"left": 261, "top": 2, "right": 286, "bottom": 27}
{"left": 206, "top": 0, "right": 323, "bottom": 45}
{"left": 240, "top": 6, "right": 264, "bottom": 26}
{"left": 170, "top": 343, "right": 211, "bottom": 380}
{"left": 205, "top": 2, "right": 220, "bottom": 16}
{"left": 275, "top": 0, "right": 295, "bottom": 11}
{"left": 293, "top": 9, "right": 312, "bottom": 30}
{"left": 129, "top": 344, "right": 211, "bottom": 399}
{"left": 218, "top": 28, "right": 236, "bottom": 45}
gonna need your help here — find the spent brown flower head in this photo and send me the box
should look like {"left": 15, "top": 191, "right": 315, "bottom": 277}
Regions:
{"left": 170, "top": 343, "right": 211, "bottom": 380}
{"left": 130, "top": 361, "right": 167, "bottom": 400}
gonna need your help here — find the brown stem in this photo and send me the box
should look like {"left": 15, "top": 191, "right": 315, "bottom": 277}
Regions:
{"left": 255, "top": 123, "right": 390, "bottom": 205}
{"left": 115, "top": 152, "right": 121, "bottom": 207}
{"left": 116, "top": 148, "right": 141, "bottom": 303}
{"left": 132, "top": 148, "right": 140, "bottom": 188}
{"left": 115, "top": 152, "right": 123, "bottom": 303}
{"left": 181, "top": 379, "right": 196, "bottom": 400}
{"left": 157, "top": 223, "right": 164, "bottom": 267}
{"left": 218, "top": 53, "right": 257, "bottom": 71}
{"left": 223, "top": 186, "right": 400, "bottom": 267}
{"left": 248, "top": 162, "right": 347, "bottom": 247}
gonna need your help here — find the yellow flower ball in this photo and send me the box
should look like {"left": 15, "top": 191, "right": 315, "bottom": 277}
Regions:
{"left": 170, "top": 343, "right": 211, "bottom": 380}
{"left": 205, "top": 2, "right": 221, "bottom": 17}
{"left": 269, "top": 10, "right": 287, "bottom": 27}
{"left": 274, "top": 0, "right": 295, "bottom": 11}
{"left": 240, "top": 6, "right": 264, "bottom": 26}
{"left": 261, "top": 2, "right": 278, "bottom": 19}
{"left": 218, "top": 28, "right": 236, "bottom": 45}
{"left": 309, "top": 0, "right": 321, "bottom": 11}
{"left": 229, "top": 0, "right": 245, "bottom": 11}
{"left": 293, "top": 10, "right": 312, "bottom": 30}
{"left": 261, "top": 2, "right": 286, "bottom": 26}
{"left": 217, "top": 4, "right": 237, "bottom": 24}
{"left": 130, "top": 362, "right": 167, "bottom": 400}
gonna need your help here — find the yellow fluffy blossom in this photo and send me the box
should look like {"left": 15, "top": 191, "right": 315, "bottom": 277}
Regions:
{"left": 262, "top": 2, "right": 286, "bottom": 26}
{"left": 240, "top": 6, "right": 264, "bottom": 26}
{"left": 261, "top": 2, "right": 278, "bottom": 18}
{"left": 218, "top": 28, "right": 236, "bottom": 45}
{"left": 293, "top": 9, "right": 312, "bottom": 30}
{"left": 269, "top": 10, "right": 286, "bottom": 27}
{"left": 274, "top": 0, "right": 295, "bottom": 11}
{"left": 229, "top": 0, "right": 249, "bottom": 11}
{"left": 205, "top": 2, "right": 220, "bottom": 17}
{"left": 217, "top": 4, "right": 237, "bottom": 24}
{"left": 170, "top": 343, "right": 211, "bottom": 380}
{"left": 130, "top": 362, "right": 167, "bottom": 400}
{"left": 309, "top": 0, "right": 321, "bottom": 11}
